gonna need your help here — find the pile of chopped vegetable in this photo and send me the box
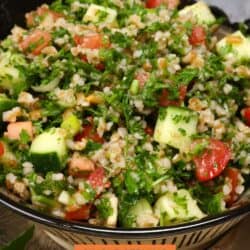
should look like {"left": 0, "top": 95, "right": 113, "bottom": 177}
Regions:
{"left": 0, "top": 0, "right": 250, "bottom": 228}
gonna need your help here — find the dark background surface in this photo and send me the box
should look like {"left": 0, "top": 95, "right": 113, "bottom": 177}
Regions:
{"left": 0, "top": 0, "right": 250, "bottom": 39}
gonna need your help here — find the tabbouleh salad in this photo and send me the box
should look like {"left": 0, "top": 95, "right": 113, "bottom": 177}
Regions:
{"left": 0, "top": 0, "right": 250, "bottom": 228}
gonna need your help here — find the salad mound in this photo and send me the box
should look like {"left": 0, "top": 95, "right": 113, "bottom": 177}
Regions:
{"left": 0, "top": 0, "right": 250, "bottom": 228}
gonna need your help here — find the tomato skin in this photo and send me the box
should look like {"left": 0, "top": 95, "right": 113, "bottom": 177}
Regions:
{"left": 74, "top": 118, "right": 104, "bottom": 144}
{"left": 224, "top": 168, "right": 240, "bottom": 206}
{"left": 65, "top": 204, "right": 91, "bottom": 221}
{"left": 189, "top": 26, "right": 206, "bottom": 46}
{"left": 146, "top": 0, "right": 162, "bottom": 8}
{"left": 241, "top": 107, "right": 250, "bottom": 126}
{"left": 74, "top": 33, "right": 104, "bottom": 49}
{"left": 19, "top": 30, "right": 51, "bottom": 55}
{"left": 88, "top": 167, "right": 105, "bottom": 189}
{"left": 146, "top": 0, "right": 179, "bottom": 9}
{"left": 194, "top": 139, "right": 232, "bottom": 182}
{"left": 144, "top": 126, "right": 154, "bottom": 136}
{"left": 0, "top": 142, "right": 4, "bottom": 157}
{"left": 159, "top": 85, "right": 187, "bottom": 107}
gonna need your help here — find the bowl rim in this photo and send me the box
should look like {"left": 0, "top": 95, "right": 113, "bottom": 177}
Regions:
{"left": 1, "top": 0, "right": 250, "bottom": 240}
{"left": 0, "top": 192, "right": 250, "bottom": 238}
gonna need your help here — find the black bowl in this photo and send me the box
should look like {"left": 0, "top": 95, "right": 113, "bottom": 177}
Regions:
{"left": 0, "top": 0, "right": 250, "bottom": 248}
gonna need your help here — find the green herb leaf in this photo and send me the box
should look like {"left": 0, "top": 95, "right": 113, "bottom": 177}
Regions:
{"left": 96, "top": 197, "right": 113, "bottom": 220}
{"left": 1, "top": 225, "right": 34, "bottom": 250}
{"left": 19, "top": 130, "right": 31, "bottom": 144}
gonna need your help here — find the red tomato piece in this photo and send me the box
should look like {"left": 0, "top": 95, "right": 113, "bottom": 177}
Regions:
{"left": 88, "top": 167, "right": 105, "bottom": 189}
{"left": 65, "top": 204, "right": 91, "bottom": 221}
{"left": 144, "top": 126, "right": 154, "bottom": 136}
{"left": 241, "top": 107, "right": 250, "bottom": 126}
{"left": 194, "top": 139, "right": 232, "bottom": 182}
{"left": 146, "top": 0, "right": 179, "bottom": 9}
{"left": 74, "top": 33, "right": 105, "bottom": 49}
{"left": 146, "top": 0, "right": 162, "bottom": 8}
{"left": 26, "top": 6, "right": 63, "bottom": 27}
{"left": 224, "top": 168, "right": 240, "bottom": 206}
{"left": 189, "top": 26, "right": 206, "bottom": 46}
{"left": 159, "top": 85, "right": 187, "bottom": 107}
{"left": 95, "top": 63, "right": 105, "bottom": 71}
{"left": 19, "top": 30, "right": 51, "bottom": 55}
{"left": 74, "top": 118, "right": 104, "bottom": 144}
{"left": 0, "top": 142, "right": 4, "bottom": 157}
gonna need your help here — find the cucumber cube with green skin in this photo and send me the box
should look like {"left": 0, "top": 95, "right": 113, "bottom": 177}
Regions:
{"left": 83, "top": 4, "right": 117, "bottom": 26}
{"left": 123, "top": 199, "right": 159, "bottom": 228}
{"left": 216, "top": 31, "right": 250, "bottom": 63}
{"left": 154, "top": 106, "right": 198, "bottom": 152}
{"left": 179, "top": 1, "right": 216, "bottom": 26}
{"left": 100, "top": 193, "right": 118, "bottom": 227}
{"left": 30, "top": 128, "right": 67, "bottom": 173}
{"left": 61, "top": 114, "right": 81, "bottom": 137}
{"left": 0, "top": 51, "right": 28, "bottom": 96}
{"left": 154, "top": 189, "right": 205, "bottom": 226}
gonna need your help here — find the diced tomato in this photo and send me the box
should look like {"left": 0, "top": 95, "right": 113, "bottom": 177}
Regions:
{"left": 189, "top": 26, "right": 206, "bottom": 46}
{"left": 26, "top": 5, "right": 63, "bottom": 27}
{"left": 146, "top": 0, "right": 179, "bottom": 9}
{"left": 74, "top": 118, "right": 104, "bottom": 144}
{"left": 74, "top": 33, "right": 106, "bottom": 49}
{"left": 69, "top": 154, "right": 95, "bottom": 177}
{"left": 194, "top": 139, "right": 232, "bottom": 182}
{"left": 224, "top": 168, "right": 240, "bottom": 206}
{"left": 19, "top": 30, "right": 51, "bottom": 55}
{"left": 6, "top": 121, "right": 33, "bottom": 141}
{"left": 241, "top": 107, "right": 250, "bottom": 126}
{"left": 135, "top": 71, "right": 150, "bottom": 88}
{"left": 95, "top": 63, "right": 105, "bottom": 71}
{"left": 159, "top": 85, "right": 187, "bottom": 107}
{"left": 179, "top": 85, "right": 187, "bottom": 100}
{"left": 88, "top": 167, "right": 105, "bottom": 189}
{"left": 144, "top": 126, "right": 154, "bottom": 136}
{"left": 65, "top": 204, "right": 91, "bottom": 221}
{"left": 0, "top": 142, "right": 4, "bottom": 156}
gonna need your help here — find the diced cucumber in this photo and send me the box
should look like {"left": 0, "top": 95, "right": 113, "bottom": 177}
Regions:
{"left": 216, "top": 31, "right": 250, "bottom": 63}
{"left": 83, "top": 4, "right": 117, "bottom": 27}
{"left": 101, "top": 193, "right": 118, "bottom": 227}
{"left": 0, "top": 140, "right": 18, "bottom": 168}
{"left": 177, "top": 189, "right": 205, "bottom": 219}
{"left": 129, "top": 80, "right": 139, "bottom": 95}
{"left": 154, "top": 189, "right": 205, "bottom": 226}
{"left": 58, "top": 190, "right": 71, "bottom": 205}
{"left": 61, "top": 114, "right": 81, "bottom": 137}
{"left": 179, "top": 1, "right": 216, "bottom": 25}
{"left": 154, "top": 106, "right": 198, "bottom": 152}
{"left": 30, "top": 128, "right": 67, "bottom": 173}
{"left": 123, "top": 199, "right": 159, "bottom": 228}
